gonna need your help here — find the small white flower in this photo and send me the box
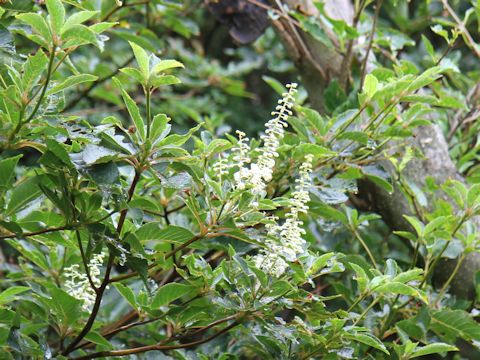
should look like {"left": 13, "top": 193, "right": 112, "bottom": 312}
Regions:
{"left": 64, "top": 252, "right": 106, "bottom": 310}
{"left": 234, "top": 83, "right": 298, "bottom": 194}
{"left": 253, "top": 154, "right": 313, "bottom": 277}
{"left": 232, "top": 130, "right": 251, "bottom": 167}
{"left": 213, "top": 158, "right": 230, "bottom": 180}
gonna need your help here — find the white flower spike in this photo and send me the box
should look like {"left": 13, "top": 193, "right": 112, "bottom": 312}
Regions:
{"left": 234, "top": 83, "right": 298, "bottom": 194}
{"left": 253, "top": 153, "right": 314, "bottom": 276}
{"left": 64, "top": 252, "right": 106, "bottom": 310}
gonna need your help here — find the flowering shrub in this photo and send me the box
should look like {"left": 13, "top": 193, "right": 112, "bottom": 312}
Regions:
{"left": 1, "top": 1, "right": 480, "bottom": 359}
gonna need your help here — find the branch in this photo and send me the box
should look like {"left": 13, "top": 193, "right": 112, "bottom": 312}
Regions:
{"left": 62, "top": 170, "right": 141, "bottom": 355}
{"left": 359, "top": 0, "right": 383, "bottom": 90}
{"left": 72, "top": 319, "right": 240, "bottom": 359}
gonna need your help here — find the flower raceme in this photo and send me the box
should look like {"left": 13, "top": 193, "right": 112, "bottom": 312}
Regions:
{"left": 234, "top": 83, "right": 298, "bottom": 195}
{"left": 64, "top": 252, "right": 106, "bottom": 310}
{"left": 211, "top": 82, "right": 312, "bottom": 276}
{"left": 253, "top": 154, "right": 314, "bottom": 276}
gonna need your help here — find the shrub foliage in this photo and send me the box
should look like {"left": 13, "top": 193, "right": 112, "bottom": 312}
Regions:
{"left": 0, "top": 1, "right": 479, "bottom": 359}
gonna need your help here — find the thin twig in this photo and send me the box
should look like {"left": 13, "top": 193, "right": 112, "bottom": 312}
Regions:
{"left": 441, "top": 0, "right": 480, "bottom": 58}
{"left": 359, "top": 0, "right": 383, "bottom": 90}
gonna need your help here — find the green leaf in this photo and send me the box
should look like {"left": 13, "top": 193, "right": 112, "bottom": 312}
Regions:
{"left": 393, "top": 269, "right": 423, "bottom": 284}
{"left": 422, "top": 35, "right": 436, "bottom": 61}
{"left": 374, "top": 282, "right": 426, "bottom": 302}
{"left": 16, "top": 13, "right": 52, "bottom": 44}
{"left": 136, "top": 223, "right": 195, "bottom": 244}
{"left": 6, "top": 176, "right": 43, "bottom": 216}
{"left": 430, "top": 309, "right": 480, "bottom": 342}
{"left": 307, "top": 253, "right": 335, "bottom": 276}
{"left": 22, "top": 50, "right": 48, "bottom": 90}
{"left": 152, "top": 59, "right": 184, "bottom": 74}
{"left": 62, "top": 24, "right": 99, "bottom": 49}
{"left": 294, "top": 143, "right": 336, "bottom": 158}
{"left": 0, "top": 155, "right": 22, "bottom": 190}
{"left": 129, "top": 41, "right": 150, "bottom": 80}
{"left": 350, "top": 263, "right": 369, "bottom": 293}
{"left": 0, "top": 287, "right": 29, "bottom": 305}
{"left": 151, "top": 283, "right": 195, "bottom": 308}
{"left": 119, "top": 67, "right": 145, "bottom": 84}
{"left": 114, "top": 77, "right": 145, "bottom": 140}
{"left": 336, "top": 131, "right": 369, "bottom": 145}
{"left": 63, "top": 10, "right": 99, "bottom": 31}
{"left": 0, "top": 24, "right": 14, "bottom": 54}
{"left": 262, "top": 75, "right": 285, "bottom": 95}
{"left": 84, "top": 331, "right": 113, "bottom": 349}
{"left": 345, "top": 332, "right": 389, "bottom": 355}
{"left": 403, "top": 215, "right": 424, "bottom": 237}
{"left": 363, "top": 165, "right": 393, "bottom": 194}
{"left": 410, "top": 343, "right": 458, "bottom": 358}
{"left": 363, "top": 74, "right": 379, "bottom": 98}
{"left": 113, "top": 283, "right": 137, "bottom": 311}
{"left": 150, "top": 75, "right": 181, "bottom": 87}
{"left": 150, "top": 113, "right": 171, "bottom": 143}
{"left": 48, "top": 287, "right": 82, "bottom": 323}
{"left": 47, "top": 74, "right": 98, "bottom": 95}
{"left": 46, "top": 0, "right": 65, "bottom": 35}
{"left": 81, "top": 144, "right": 118, "bottom": 165}
{"left": 158, "top": 123, "right": 202, "bottom": 147}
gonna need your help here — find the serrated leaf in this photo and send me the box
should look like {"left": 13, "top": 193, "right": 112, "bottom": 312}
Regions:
{"left": 22, "top": 50, "right": 48, "bottom": 90}
{"left": 114, "top": 77, "right": 145, "bottom": 140}
{"left": 16, "top": 13, "right": 52, "bottom": 44}
{"left": 431, "top": 310, "right": 480, "bottom": 342}
{"left": 295, "top": 143, "right": 336, "bottom": 158}
{"left": 84, "top": 331, "right": 113, "bottom": 349}
{"left": 81, "top": 144, "right": 118, "bottom": 165}
{"left": 6, "top": 176, "right": 43, "bottom": 216}
{"left": 150, "top": 75, "right": 181, "bottom": 87}
{"left": 374, "top": 282, "right": 426, "bottom": 302}
{"left": 120, "top": 67, "right": 144, "bottom": 84}
{"left": 113, "top": 283, "right": 137, "bottom": 311}
{"left": 393, "top": 268, "right": 423, "bottom": 283}
{"left": 345, "top": 332, "right": 389, "bottom": 355}
{"left": 410, "top": 343, "right": 458, "bottom": 358}
{"left": 46, "top": 0, "right": 65, "bottom": 35}
{"left": 152, "top": 59, "right": 184, "bottom": 74}
{"left": 158, "top": 123, "right": 202, "bottom": 147}
{"left": 364, "top": 74, "right": 378, "bottom": 98}
{"left": 63, "top": 10, "right": 99, "bottom": 31}
{"left": 129, "top": 41, "right": 149, "bottom": 80}
{"left": 136, "top": 223, "right": 195, "bottom": 244}
{"left": 47, "top": 74, "right": 97, "bottom": 95}
{"left": 0, "top": 155, "right": 22, "bottom": 190}
{"left": 0, "top": 287, "right": 29, "bottom": 305}
{"left": 350, "top": 263, "right": 369, "bottom": 293}
{"left": 150, "top": 113, "right": 171, "bottom": 143}
{"left": 62, "top": 24, "right": 99, "bottom": 49}
{"left": 151, "top": 283, "right": 195, "bottom": 308}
